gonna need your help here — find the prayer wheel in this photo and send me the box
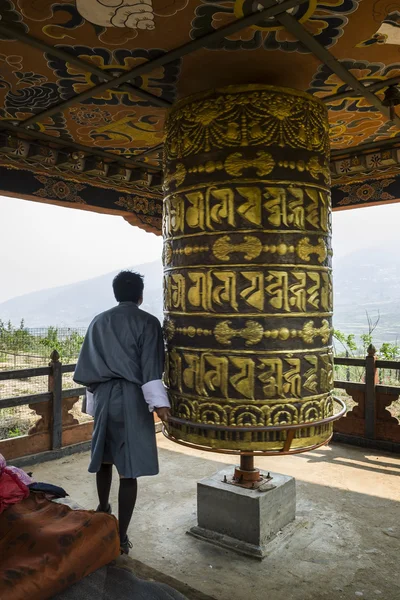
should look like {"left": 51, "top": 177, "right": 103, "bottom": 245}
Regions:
{"left": 162, "top": 85, "right": 340, "bottom": 455}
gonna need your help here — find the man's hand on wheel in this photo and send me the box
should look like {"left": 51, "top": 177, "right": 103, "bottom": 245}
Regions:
{"left": 156, "top": 407, "right": 171, "bottom": 422}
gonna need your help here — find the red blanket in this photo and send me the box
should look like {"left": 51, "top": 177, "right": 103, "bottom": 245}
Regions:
{"left": 0, "top": 470, "right": 29, "bottom": 514}
{"left": 0, "top": 493, "right": 120, "bottom": 600}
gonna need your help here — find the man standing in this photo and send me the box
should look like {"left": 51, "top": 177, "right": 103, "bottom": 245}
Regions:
{"left": 74, "top": 271, "right": 171, "bottom": 554}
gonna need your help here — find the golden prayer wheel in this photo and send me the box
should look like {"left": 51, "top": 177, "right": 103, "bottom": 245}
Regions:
{"left": 162, "top": 85, "right": 345, "bottom": 455}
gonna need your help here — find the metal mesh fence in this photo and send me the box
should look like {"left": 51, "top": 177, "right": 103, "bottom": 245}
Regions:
{"left": 0, "top": 326, "right": 90, "bottom": 439}
{"left": 0, "top": 326, "right": 86, "bottom": 370}
{"left": 0, "top": 405, "right": 38, "bottom": 440}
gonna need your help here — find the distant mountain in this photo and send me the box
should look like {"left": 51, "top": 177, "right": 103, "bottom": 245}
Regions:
{"left": 1, "top": 246, "right": 400, "bottom": 346}
{"left": 333, "top": 244, "right": 400, "bottom": 345}
{"left": 0, "top": 261, "right": 163, "bottom": 328}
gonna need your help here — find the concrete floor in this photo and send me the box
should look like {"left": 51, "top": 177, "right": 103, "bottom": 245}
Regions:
{"left": 26, "top": 437, "right": 400, "bottom": 600}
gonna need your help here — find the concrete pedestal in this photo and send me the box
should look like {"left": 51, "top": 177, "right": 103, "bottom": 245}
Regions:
{"left": 188, "top": 468, "right": 296, "bottom": 559}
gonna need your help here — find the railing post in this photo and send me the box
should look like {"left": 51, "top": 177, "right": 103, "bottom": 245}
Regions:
{"left": 49, "top": 350, "right": 62, "bottom": 450}
{"left": 365, "top": 344, "right": 377, "bottom": 439}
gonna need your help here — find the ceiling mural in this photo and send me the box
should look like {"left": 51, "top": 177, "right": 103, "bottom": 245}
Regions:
{"left": 357, "top": 11, "right": 400, "bottom": 47}
{"left": 190, "top": 0, "right": 360, "bottom": 52}
{"left": 1, "top": 0, "right": 400, "bottom": 233}
{"left": 308, "top": 60, "right": 400, "bottom": 148}
{"left": 75, "top": 0, "right": 157, "bottom": 30}
{"left": 47, "top": 47, "right": 181, "bottom": 106}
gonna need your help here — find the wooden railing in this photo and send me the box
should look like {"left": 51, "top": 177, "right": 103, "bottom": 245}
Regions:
{"left": 1, "top": 346, "right": 399, "bottom": 462}
{"left": 333, "top": 345, "right": 400, "bottom": 451}
{"left": 0, "top": 350, "right": 92, "bottom": 461}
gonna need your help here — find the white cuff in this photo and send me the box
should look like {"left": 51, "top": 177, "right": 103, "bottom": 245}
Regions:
{"left": 142, "top": 379, "right": 171, "bottom": 412}
{"left": 85, "top": 390, "right": 95, "bottom": 417}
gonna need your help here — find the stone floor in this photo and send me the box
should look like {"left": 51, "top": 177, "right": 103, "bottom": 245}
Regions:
{"left": 26, "top": 437, "right": 400, "bottom": 600}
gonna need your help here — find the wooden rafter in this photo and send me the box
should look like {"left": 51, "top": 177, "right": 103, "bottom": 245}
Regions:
{"left": 0, "top": 121, "right": 162, "bottom": 171}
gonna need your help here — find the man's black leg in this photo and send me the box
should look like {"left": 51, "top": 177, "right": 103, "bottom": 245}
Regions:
{"left": 118, "top": 478, "right": 138, "bottom": 548}
{"left": 96, "top": 463, "right": 113, "bottom": 512}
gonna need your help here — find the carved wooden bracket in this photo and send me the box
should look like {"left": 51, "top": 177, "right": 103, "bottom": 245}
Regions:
{"left": 28, "top": 401, "right": 51, "bottom": 434}
{"left": 28, "top": 397, "right": 80, "bottom": 434}
{"left": 376, "top": 390, "right": 400, "bottom": 443}
{"left": 333, "top": 388, "right": 365, "bottom": 437}
{"left": 62, "top": 397, "right": 80, "bottom": 428}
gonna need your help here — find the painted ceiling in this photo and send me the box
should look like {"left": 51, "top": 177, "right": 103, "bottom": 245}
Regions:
{"left": 1, "top": 0, "right": 400, "bottom": 233}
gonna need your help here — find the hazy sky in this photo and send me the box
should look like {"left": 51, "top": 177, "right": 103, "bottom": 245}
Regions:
{"left": 0, "top": 194, "right": 399, "bottom": 303}
{"left": 0, "top": 195, "right": 162, "bottom": 303}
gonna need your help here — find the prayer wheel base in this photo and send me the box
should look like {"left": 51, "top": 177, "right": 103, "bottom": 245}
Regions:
{"left": 189, "top": 468, "right": 296, "bottom": 559}
{"left": 163, "top": 396, "right": 346, "bottom": 456}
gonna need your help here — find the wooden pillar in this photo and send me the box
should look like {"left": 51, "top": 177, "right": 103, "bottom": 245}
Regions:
{"left": 49, "top": 350, "right": 62, "bottom": 450}
{"left": 365, "top": 344, "right": 377, "bottom": 439}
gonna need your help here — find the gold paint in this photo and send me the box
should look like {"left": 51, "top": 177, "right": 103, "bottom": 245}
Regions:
{"left": 163, "top": 429, "right": 333, "bottom": 453}
{"left": 163, "top": 183, "right": 330, "bottom": 238}
{"left": 170, "top": 345, "right": 333, "bottom": 356}
{"left": 165, "top": 347, "right": 334, "bottom": 401}
{"left": 166, "top": 311, "right": 333, "bottom": 318}
{"left": 296, "top": 237, "right": 328, "bottom": 263}
{"left": 164, "top": 263, "right": 332, "bottom": 271}
{"left": 163, "top": 236, "right": 331, "bottom": 264}
{"left": 212, "top": 235, "right": 263, "bottom": 261}
{"left": 225, "top": 152, "right": 275, "bottom": 177}
{"left": 276, "top": 157, "right": 330, "bottom": 185}
{"left": 164, "top": 273, "right": 186, "bottom": 312}
{"left": 185, "top": 191, "right": 205, "bottom": 229}
{"left": 169, "top": 389, "right": 331, "bottom": 405}
{"left": 164, "top": 163, "right": 187, "bottom": 189}
{"left": 236, "top": 187, "right": 262, "bottom": 226}
{"left": 218, "top": 320, "right": 263, "bottom": 345}
{"left": 165, "top": 228, "right": 329, "bottom": 241}
{"left": 165, "top": 85, "right": 329, "bottom": 161}
{"left": 240, "top": 271, "right": 264, "bottom": 311}
{"left": 210, "top": 236, "right": 327, "bottom": 263}
{"left": 164, "top": 179, "right": 329, "bottom": 197}
{"left": 187, "top": 272, "right": 211, "bottom": 311}
{"left": 164, "top": 268, "right": 333, "bottom": 315}
{"left": 162, "top": 242, "right": 173, "bottom": 266}
{"left": 164, "top": 318, "right": 331, "bottom": 346}
{"left": 163, "top": 195, "right": 185, "bottom": 237}
{"left": 172, "top": 244, "right": 210, "bottom": 257}
{"left": 184, "top": 152, "right": 276, "bottom": 178}
{"left": 166, "top": 153, "right": 329, "bottom": 191}
{"left": 212, "top": 271, "right": 238, "bottom": 311}
{"left": 206, "top": 187, "right": 235, "bottom": 230}
{"left": 164, "top": 85, "right": 332, "bottom": 452}
{"left": 229, "top": 357, "right": 255, "bottom": 400}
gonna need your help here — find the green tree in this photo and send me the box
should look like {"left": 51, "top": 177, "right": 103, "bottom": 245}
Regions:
{"left": 379, "top": 342, "right": 400, "bottom": 360}
{"left": 333, "top": 330, "right": 357, "bottom": 356}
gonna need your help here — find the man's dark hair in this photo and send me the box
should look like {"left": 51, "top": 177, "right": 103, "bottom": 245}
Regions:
{"left": 113, "top": 271, "right": 144, "bottom": 303}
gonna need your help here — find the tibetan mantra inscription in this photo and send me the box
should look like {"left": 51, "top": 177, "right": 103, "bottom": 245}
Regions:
{"left": 163, "top": 85, "right": 334, "bottom": 453}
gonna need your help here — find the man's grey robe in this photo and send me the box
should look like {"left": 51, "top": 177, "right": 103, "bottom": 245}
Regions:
{"left": 74, "top": 302, "right": 167, "bottom": 479}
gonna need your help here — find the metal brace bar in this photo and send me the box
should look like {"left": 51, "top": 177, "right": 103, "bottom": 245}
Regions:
{"left": 16, "top": 0, "right": 308, "bottom": 128}
{"left": 0, "top": 21, "right": 170, "bottom": 109}
{"left": 276, "top": 11, "right": 400, "bottom": 128}
{"left": 323, "top": 76, "right": 400, "bottom": 104}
